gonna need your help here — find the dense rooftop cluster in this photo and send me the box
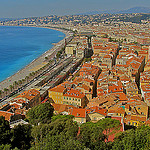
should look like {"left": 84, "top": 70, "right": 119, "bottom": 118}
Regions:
{"left": 0, "top": 12, "right": 150, "bottom": 144}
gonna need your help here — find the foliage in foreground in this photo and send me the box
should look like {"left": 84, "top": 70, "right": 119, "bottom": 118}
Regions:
{"left": 112, "top": 125, "right": 150, "bottom": 150}
{"left": 31, "top": 117, "right": 81, "bottom": 149}
{"left": 26, "top": 103, "right": 54, "bottom": 125}
{"left": 1, "top": 104, "right": 150, "bottom": 150}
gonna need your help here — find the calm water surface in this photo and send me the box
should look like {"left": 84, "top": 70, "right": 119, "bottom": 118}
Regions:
{"left": 0, "top": 26, "right": 65, "bottom": 82}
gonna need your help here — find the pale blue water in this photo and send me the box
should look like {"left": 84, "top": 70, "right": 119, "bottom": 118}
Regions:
{"left": 0, "top": 26, "right": 65, "bottom": 82}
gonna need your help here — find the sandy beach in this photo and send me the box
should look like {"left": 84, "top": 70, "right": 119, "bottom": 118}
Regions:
{"left": 0, "top": 26, "right": 73, "bottom": 91}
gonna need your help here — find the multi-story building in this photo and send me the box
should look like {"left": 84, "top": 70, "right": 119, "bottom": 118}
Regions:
{"left": 49, "top": 84, "right": 67, "bottom": 104}
{"left": 63, "top": 89, "right": 88, "bottom": 108}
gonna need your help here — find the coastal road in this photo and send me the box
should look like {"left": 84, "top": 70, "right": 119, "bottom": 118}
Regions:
{"left": 0, "top": 56, "right": 71, "bottom": 104}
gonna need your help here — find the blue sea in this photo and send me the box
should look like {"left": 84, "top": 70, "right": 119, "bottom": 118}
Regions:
{"left": 0, "top": 26, "right": 65, "bottom": 82}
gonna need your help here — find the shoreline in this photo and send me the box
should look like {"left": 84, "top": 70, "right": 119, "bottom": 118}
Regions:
{"left": 0, "top": 25, "right": 73, "bottom": 91}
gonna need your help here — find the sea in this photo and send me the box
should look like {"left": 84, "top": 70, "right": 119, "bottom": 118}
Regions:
{"left": 0, "top": 26, "right": 65, "bottom": 82}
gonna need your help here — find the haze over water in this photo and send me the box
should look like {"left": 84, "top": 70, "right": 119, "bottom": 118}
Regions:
{"left": 0, "top": 26, "right": 65, "bottom": 82}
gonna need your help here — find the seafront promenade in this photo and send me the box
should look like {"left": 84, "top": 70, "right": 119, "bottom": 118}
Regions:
{"left": 0, "top": 26, "right": 73, "bottom": 91}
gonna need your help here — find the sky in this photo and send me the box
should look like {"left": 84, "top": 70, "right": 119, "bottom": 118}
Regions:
{"left": 0, "top": 0, "right": 150, "bottom": 18}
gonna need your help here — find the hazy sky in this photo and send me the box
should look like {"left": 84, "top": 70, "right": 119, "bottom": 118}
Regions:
{"left": 0, "top": 0, "right": 150, "bottom": 18}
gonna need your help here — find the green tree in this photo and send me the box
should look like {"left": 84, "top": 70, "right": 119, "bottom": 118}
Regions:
{"left": 45, "top": 56, "right": 48, "bottom": 60}
{"left": 9, "top": 85, "right": 14, "bottom": 92}
{"left": 0, "top": 90, "right": 2, "bottom": 98}
{"left": 3, "top": 88, "right": 8, "bottom": 96}
{"left": 31, "top": 117, "right": 81, "bottom": 149}
{"left": 0, "top": 144, "right": 11, "bottom": 150}
{"left": 22, "top": 78, "right": 26, "bottom": 84}
{"left": 0, "top": 116, "right": 11, "bottom": 145}
{"left": 25, "top": 76, "right": 29, "bottom": 83}
{"left": 112, "top": 125, "right": 150, "bottom": 150}
{"left": 31, "top": 72, "right": 35, "bottom": 76}
{"left": 26, "top": 103, "right": 54, "bottom": 125}
{"left": 79, "top": 122, "right": 106, "bottom": 150}
{"left": 13, "top": 81, "right": 18, "bottom": 89}
{"left": 97, "top": 118, "right": 121, "bottom": 143}
{"left": 33, "top": 134, "right": 85, "bottom": 150}
{"left": 18, "top": 80, "right": 22, "bottom": 87}
{"left": 11, "top": 124, "right": 33, "bottom": 150}
{"left": 51, "top": 114, "right": 74, "bottom": 122}
{"left": 56, "top": 52, "right": 61, "bottom": 59}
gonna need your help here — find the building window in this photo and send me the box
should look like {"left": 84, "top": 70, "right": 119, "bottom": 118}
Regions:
{"left": 69, "top": 98, "right": 71, "bottom": 100}
{"left": 64, "top": 97, "right": 65, "bottom": 99}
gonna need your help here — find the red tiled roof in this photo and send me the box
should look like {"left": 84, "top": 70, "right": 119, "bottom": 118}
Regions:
{"left": 15, "top": 89, "right": 40, "bottom": 101}
{"left": 0, "top": 110, "right": 14, "bottom": 121}
{"left": 64, "top": 89, "right": 85, "bottom": 99}
{"left": 88, "top": 106, "right": 107, "bottom": 116}
{"left": 69, "top": 108, "right": 86, "bottom": 118}
{"left": 52, "top": 103, "right": 76, "bottom": 113}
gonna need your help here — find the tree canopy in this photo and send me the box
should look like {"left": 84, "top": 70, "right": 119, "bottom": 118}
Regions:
{"left": 0, "top": 114, "right": 150, "bottom": 150}
{"left": 11, "top": 124, "right": 33, "bottom": 150}
{"left": 0, "top": 116, "right": 11, "bottom": 145}
{"left": 97, "top": 118, "right": 121, "bottom": 142}
{"left": 112, "top": 125, "right": 150, "bottom": 150}
{"left": 26, "top": 103, "right": 54, "bottom": 125}
{"left": 79, "top": 122, "right": 107, "bottom": 150}
{"left": 51, "top": 114, "right": 74, "bottom": 122}
{"left": 31, "top": 117, "right": 80, "bottom": 149}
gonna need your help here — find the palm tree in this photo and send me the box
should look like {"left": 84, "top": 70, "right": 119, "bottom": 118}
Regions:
{"left": 9, "top": 85, "right": 14, "bottom": 92}
{"left": 32, "top": 72, "right": 35, "bottom": 76}
{"left": 18, "top": 80, "right": 22, "bottom": 87}
{"left": 25, "top": 76, "right": 29, "bottom": 83}
{"left": 0, "top": 90, "right": 2, "bottom": 98}
{"left": 4, "top": 88, "right": 8, "bottom": 96}
{"left": 13, "top": 81, "right": 18, "bottom": 89}
{"left": 22, "top": 78, "right": 26, "bottom": 84}
{"left": 29, "top": 73, "right": 33, "bottom": 80}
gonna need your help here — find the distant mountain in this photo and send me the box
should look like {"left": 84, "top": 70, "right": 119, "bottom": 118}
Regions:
{"left": 76, "top": 10, "right": 117, "bottom": 15}
{"left": 0, "top": 18, "right": 23, "bottom": 21}
{"left": 118, "top": 7, "right": 150, "bottom": 14}
{"left": 77, "top": 7, "right": 150, "bottom": 15}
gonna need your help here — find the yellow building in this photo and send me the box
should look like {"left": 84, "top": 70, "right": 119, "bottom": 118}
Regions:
{"left": 49, "top": 85, "right": 67, "bottom": 104}
{"left": 108, "top": 107, "right": 125, "bottom": 118}
{"left": 125, "top": 101, "right": 148, "bottom": 118}
{"left": 126, "top": 82, "right": 139, "bottom": 97}
{"left": 63, "top": 89, "right": 88, "bottom": 108}
{"left": 124, "top": 100, "right": 149, "bottom": 127}
{"left": 125, "top": 115, "right": 146, "bottom": 127}
{"left": 65, "top": 44, "right": 77, "bottom": 56}
{"left": 76, "top": 84, "right": 93, "bottom": 101}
